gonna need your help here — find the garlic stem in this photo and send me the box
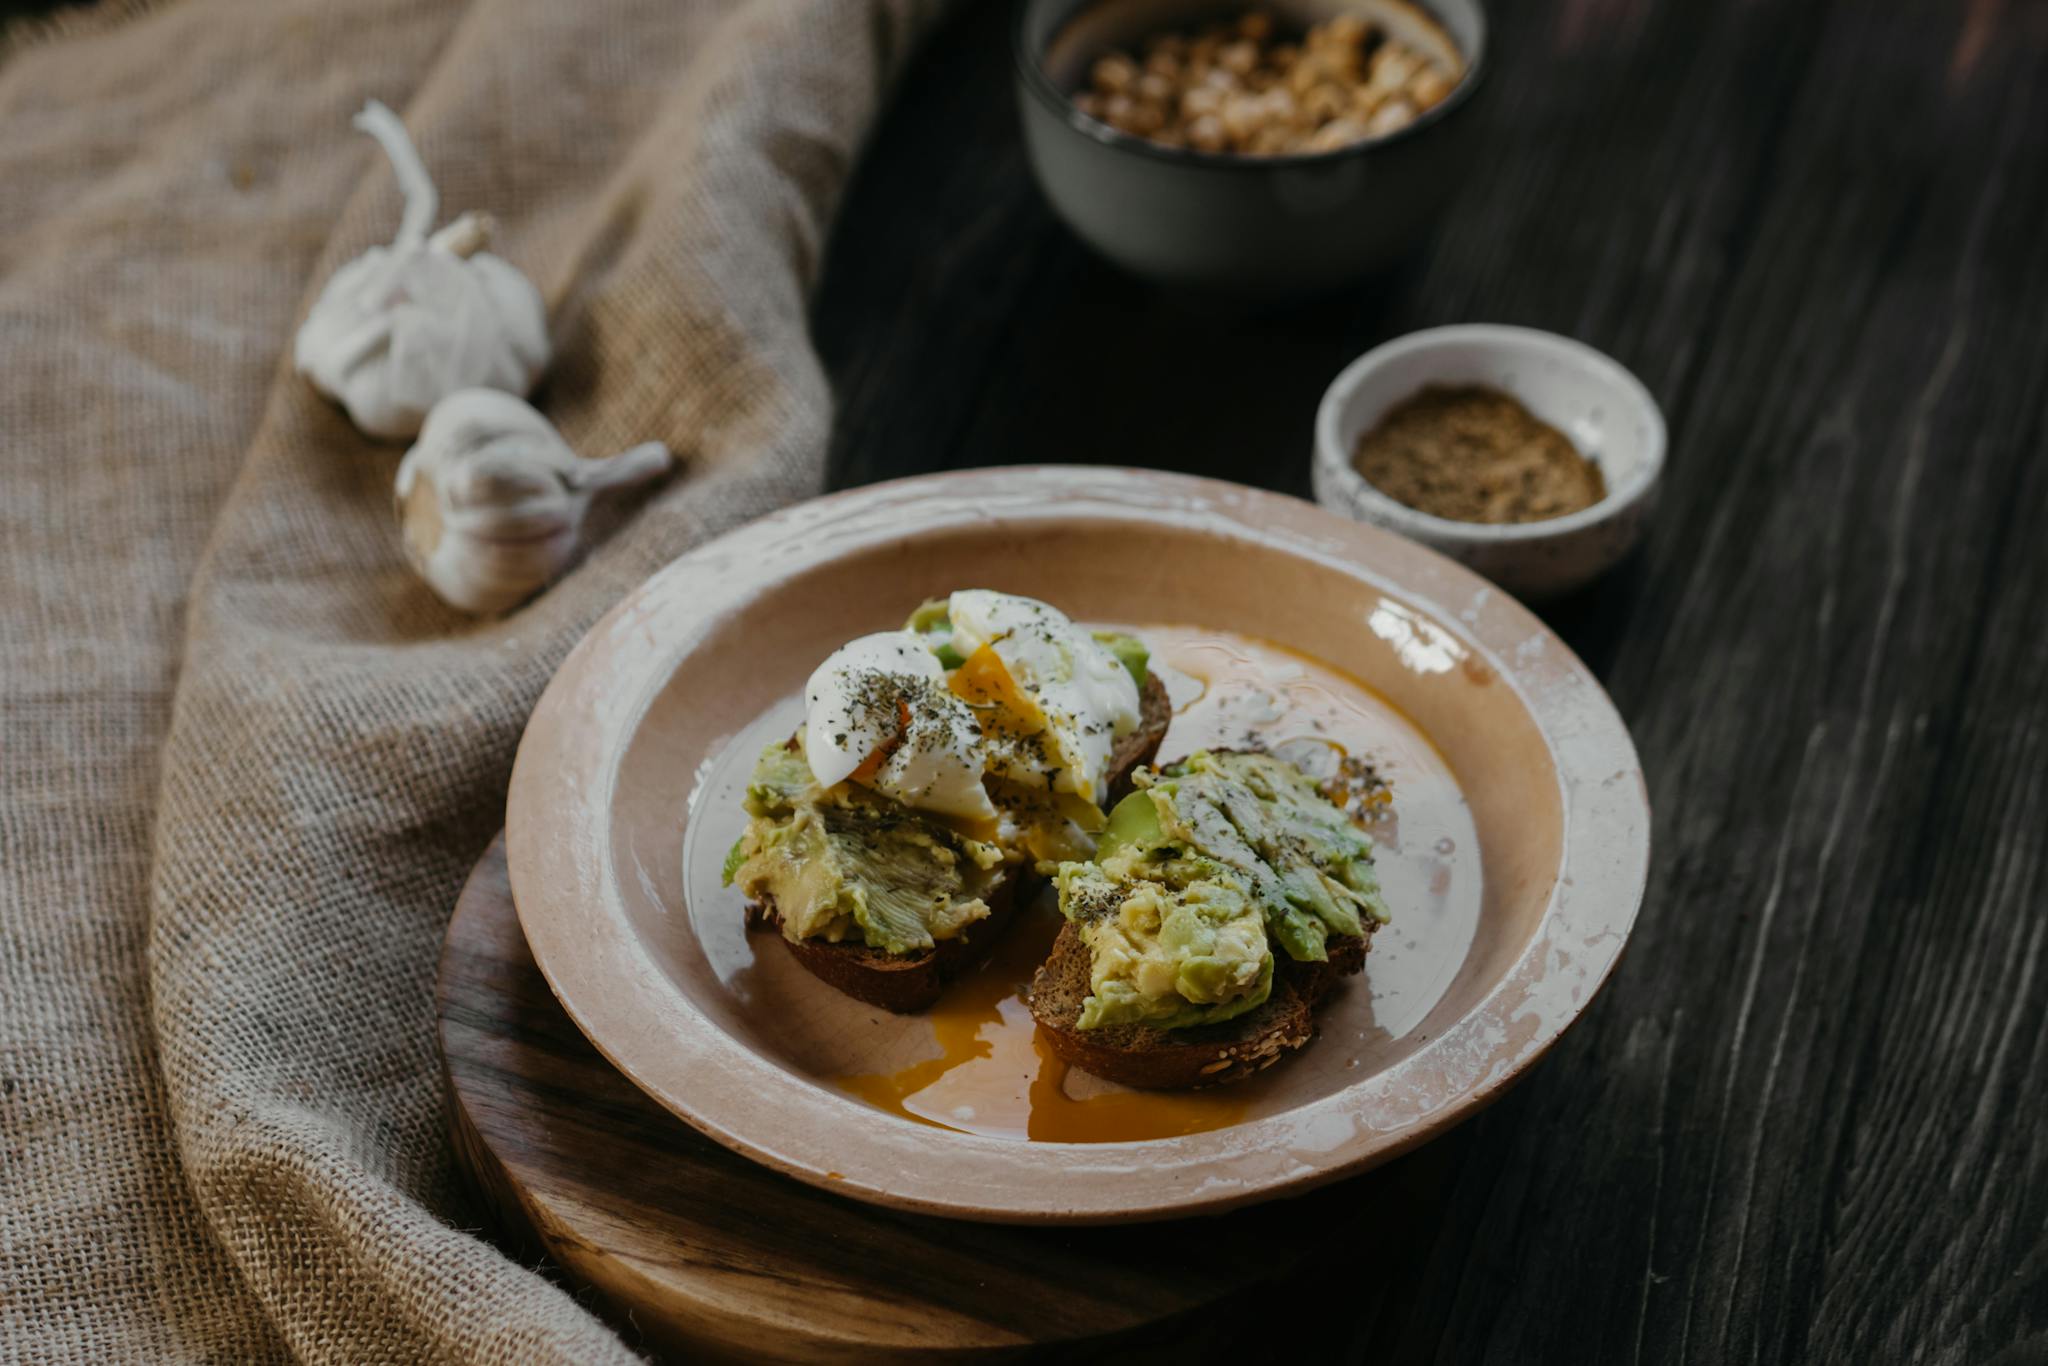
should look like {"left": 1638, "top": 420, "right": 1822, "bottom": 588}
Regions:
{"left": 569, "top": 441, "right": 673, "bottom": 493}
{"left": 428, "top": 211, "right": 492, "bottom": 260}
{"left": 353, "top": 99, "right": 438, "bottom": 248}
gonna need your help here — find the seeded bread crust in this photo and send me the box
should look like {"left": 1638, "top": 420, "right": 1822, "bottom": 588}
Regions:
{"left": 744, "top": 672, "right": 1172, "bottom": 1014}
{"left": 1027, "top": 920, "right": 1375, "bottom": 1090}
{"left": 1110, "top": 669, "right": 1173, "bottom": 797}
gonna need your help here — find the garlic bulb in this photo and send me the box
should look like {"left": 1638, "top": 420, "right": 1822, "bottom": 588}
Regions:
{"left": 295, "top": 101, "right": 551, "bottom": 440}
{"left": 395, "top": 390, "right": 672, "bottom": 614}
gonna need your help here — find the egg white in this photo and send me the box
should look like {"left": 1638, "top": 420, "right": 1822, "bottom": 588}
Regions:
{"left": 802, "top": 631, "right": 995, "bottom": 822}
{"left": 946, "top": 590, "right": 1141, "bottom": 805}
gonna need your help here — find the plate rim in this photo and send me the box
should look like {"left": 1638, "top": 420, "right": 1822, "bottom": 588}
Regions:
{"left": 506, "top": 465, "right": 1651, "bottom": 1224}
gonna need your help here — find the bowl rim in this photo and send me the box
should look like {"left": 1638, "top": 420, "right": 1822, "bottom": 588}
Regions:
{"left": 506, "top": 465, "right": 1652, "bottom": 1225}
{"left": 1314, "top": 323, "right": 1668, "bottom": 545}
{"left": 1012, "top": 0, "right": 1490, "bottom": 172}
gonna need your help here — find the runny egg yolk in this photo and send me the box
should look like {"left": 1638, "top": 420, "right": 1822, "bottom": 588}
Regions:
{"left": 949, "top": 644, "right": 1110, "bottom": 832}
{"left": 946, "top": 644, "right": 1043, "bottom": 727}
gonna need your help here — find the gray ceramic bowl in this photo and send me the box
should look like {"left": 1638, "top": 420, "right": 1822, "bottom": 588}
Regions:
{"left": 1014, "top": 0, "right": 1487, "bottom": 297}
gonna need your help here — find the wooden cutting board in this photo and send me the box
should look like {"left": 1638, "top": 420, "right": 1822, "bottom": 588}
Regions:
{"left": 437, "top": 835, "right": 1449, "bottom": 1362}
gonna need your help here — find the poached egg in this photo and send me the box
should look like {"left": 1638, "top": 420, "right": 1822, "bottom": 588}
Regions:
{"left": 803, "top": 630, "right": 996, "bottom": 823}
{"left": 800, "top": 591, "right": 1142, "bottom": 826}
{"left": 944, "top": 590, "right": 1140, "bottom": 808}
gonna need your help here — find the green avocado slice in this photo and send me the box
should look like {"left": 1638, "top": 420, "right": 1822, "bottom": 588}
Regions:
{"left": 1152, "top": 751, "right": 1389, "bottom": 961}
{"left": 1090, "top": 630, "right": 1150, "bottom": 690}
{"left": 1052, "top": 748, "right": 1390, "bottom": 1031}
{"left": 1094, "top": 789, "right": 1165, "bottom": 863}
{"left": 904, "top": 598, "right": 966, "bottom": 669}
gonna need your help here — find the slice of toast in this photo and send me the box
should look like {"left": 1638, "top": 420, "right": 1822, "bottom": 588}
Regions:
{"left": 745, "top": 871, "right": 1030, "bottom": 1013}
{"left": 747, "top": 671, "right": 1172, "bottom": 1014}
{"left": 1027, "top": 919, "right": 1374, "bottom": 1089}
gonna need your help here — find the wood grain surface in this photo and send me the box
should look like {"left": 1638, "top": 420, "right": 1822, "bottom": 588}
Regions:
{"left": 440, "top": 836, "right": 1473, "bottom": 1363}
{"left": 806, "top": 3, "right": 2048, "bottom": 1364}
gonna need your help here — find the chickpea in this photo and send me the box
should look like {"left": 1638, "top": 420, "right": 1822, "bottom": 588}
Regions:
{"left": 1091, "top": 52, "right": 1138, "bottom": 94}
{"left": 1219, "top": 92, "right": 1263, "bottom": 144}
{"left": 1364, "top": 97, "right": 1419, "bottom": 137}
{"left": 1306, "top": 117, "right": 1368, "bottom": 152}
{"left": 1181, "top": 84, "right": 1225, "bottom": 119}
{"left": 1302, "top": 81, "right": 1348, "bottom": 125}
{"left": 1367, "top": 44, "right": 1420, "bottom": 98}
{"left": 1186, "top": 113, "right": 1228, "bottom": 152}
{"left": 1324, "top": 14, "right": 1367, "bottom": 49}
{"left": 1410, "top": 64, "right": 1454, "bottom": 109}
{"left": 1218, "top": 39, "right": 1259, "bottom": 75}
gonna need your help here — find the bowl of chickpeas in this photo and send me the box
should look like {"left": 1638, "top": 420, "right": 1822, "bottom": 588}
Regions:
{"left": 1014, "top": 0, "right": 1486, "bottom": 296}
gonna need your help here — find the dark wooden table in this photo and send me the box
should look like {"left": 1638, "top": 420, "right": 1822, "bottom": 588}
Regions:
{"left": 813, "top": 3, "right": 2048, "bottom": 1363}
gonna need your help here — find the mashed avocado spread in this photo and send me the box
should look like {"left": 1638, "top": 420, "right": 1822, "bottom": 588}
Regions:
{"left": 1054, "top": 749, "right": 1391, "bottom": 1031}
{"left": 727, "top": 600, "right": 1157, "bottom": 958}
{"left": 724, "top": 736, "right": 1006, "bottom": 955}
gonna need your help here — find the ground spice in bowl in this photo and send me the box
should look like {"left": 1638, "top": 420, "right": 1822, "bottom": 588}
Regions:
{"left": 1351, "top": 384, "right": 1606, "bottom": 524}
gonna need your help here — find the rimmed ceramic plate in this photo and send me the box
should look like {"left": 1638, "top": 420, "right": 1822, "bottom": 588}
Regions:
{"left": 506, "top": 466, "right": 1649, "bottom": 1223}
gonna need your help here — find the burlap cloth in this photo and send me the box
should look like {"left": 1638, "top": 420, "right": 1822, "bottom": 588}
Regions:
{"left": 0, "top": 0, "right": 944, "bottom": 1357}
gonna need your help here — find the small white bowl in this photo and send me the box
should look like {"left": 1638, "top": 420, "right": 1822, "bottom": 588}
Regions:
{"left": 1313, "top": 324, "right": 1665, "bottom": 600}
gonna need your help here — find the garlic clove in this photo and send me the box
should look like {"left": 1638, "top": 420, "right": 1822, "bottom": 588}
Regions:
{"left": 395, "top": 389, "right": 673, "bottom": 615}
{"left": 295, "top": 101, "right": 551, "bottom": 441}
